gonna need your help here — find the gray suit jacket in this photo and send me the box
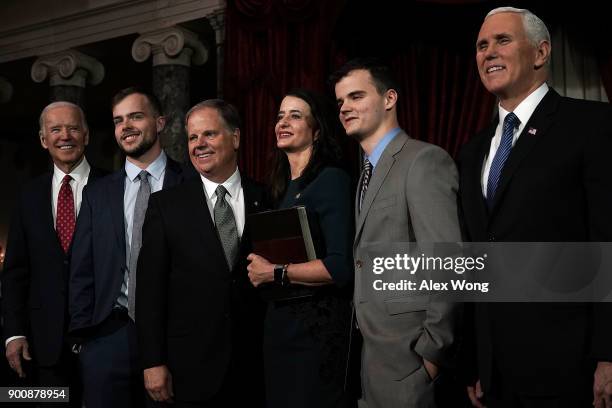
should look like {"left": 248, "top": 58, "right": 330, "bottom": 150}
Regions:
{"left": 353, "top": 130, "right": 461, "bottom": 407}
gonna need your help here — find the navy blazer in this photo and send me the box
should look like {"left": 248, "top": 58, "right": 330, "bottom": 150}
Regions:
{"left": 2, "top": 166, "right": 106, "bottom": 366}
{"left": 68, "top": 158, "right": 189, "bottom": 336}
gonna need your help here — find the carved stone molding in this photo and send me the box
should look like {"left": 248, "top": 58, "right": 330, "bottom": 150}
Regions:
{"left": 0, "top": 0, "right": 224, "bottom": 64}
{"left": 207, "top": 8, "right": 225, "bottom": 97}
{"left": 31, "top": 50, "right": 104, "bottom": 87}
{"left": 132, "top": 27, "right": 208, "bottom": 67}
{"left": 0, "top": 77, "right": 13, "bottom": 103}
{"left": 207, "top": 8, "right": 225, "bottom": 47}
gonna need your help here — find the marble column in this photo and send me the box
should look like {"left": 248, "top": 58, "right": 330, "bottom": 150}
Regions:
{"left": 31, "top": 50, "right": 104, "bottom": 107}
{"left": 0, "top": 77, "right": 13, "bottom": 104}
{"left": 208, "top": 9, "right": 225, "bottom": 98}
{"left": 132, "top": 27, "right": 208, "bottom": 163}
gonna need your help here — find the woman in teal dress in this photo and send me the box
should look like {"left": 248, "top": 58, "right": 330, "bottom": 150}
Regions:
{"left": 247, "top": 89, "right": 354, "bottom": 408}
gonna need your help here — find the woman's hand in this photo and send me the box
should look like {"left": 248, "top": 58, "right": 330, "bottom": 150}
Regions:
{"left": 247, "top": 253, "right": 275, "bottom": 287}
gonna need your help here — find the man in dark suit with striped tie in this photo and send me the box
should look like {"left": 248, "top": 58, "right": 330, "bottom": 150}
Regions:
{"left": 459, "top": 7, "right": 612, "bottom": 408}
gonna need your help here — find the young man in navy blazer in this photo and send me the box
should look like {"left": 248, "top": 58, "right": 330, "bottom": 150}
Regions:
{"left": 69, "top": 88, "right": 189, "bottom": 408}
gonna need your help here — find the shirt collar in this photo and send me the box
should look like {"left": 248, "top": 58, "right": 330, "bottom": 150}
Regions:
{"left": 124, "top": 151, "right": 167, "bottom": 182}
{"left": 53, "top": 157, "right": 90, "bottom": 184}
{"left": 366, "top": 127, "right": 401, "bottom": 168}
{"left": 201, "top": 167, "right": 241, "bottom": 200}
{"left": 498, "top": 82, "right": 549, "bottom": 127}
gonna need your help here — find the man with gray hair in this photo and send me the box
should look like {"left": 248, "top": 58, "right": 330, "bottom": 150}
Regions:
{"left": 135, "top": 99, "right": 266, "bottom": 407}
{"left": 2, "top": 101, "right": 105, "bottom": 406}
{"left": 459, "top": 6, "right": 612, "bottom": 408}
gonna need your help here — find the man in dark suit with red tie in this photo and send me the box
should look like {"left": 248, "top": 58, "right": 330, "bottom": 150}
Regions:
{"left": 459, "top": 7, "right": 612, "bottom": 408}
{"left": 2, "top": 101, "right": 104, "bottom": 406}
{"left": 136, "top": 99, "right": 266, "bottom": 407}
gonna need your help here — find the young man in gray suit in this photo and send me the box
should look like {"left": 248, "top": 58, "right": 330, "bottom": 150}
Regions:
{"left": 332, "top": 58, "right": 462, "bottom": 408}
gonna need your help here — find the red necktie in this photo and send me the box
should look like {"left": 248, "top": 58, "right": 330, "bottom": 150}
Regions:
{"left": 56, "top": 175, "right": 75, "bottom": 253}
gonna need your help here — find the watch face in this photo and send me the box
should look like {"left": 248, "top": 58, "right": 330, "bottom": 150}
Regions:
{"left": 274, "top": 265, "right": 283, "bottom": 284}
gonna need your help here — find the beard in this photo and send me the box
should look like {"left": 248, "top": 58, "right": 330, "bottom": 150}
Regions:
{"left": 119, "top": 133, "right": 157, "bottom": 159}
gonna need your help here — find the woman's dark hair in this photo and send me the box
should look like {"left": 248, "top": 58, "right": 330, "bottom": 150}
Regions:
{"left": 268, "top": 88, "right": 344, "bottom": 204}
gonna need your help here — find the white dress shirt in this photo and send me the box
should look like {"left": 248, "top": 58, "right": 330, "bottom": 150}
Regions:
{"left": 481, "top": 83, "right": 549, "bottom": 197}
{"left": 201, "top": 167, "right": 245, "bottom": 238}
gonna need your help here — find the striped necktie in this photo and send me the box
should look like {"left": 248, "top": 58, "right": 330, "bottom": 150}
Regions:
{"left": 486, "top": 112, "right": 520, "bottom": 209}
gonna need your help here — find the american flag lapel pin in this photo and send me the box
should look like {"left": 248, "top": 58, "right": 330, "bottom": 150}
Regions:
{"left": 528, "top": 127, "right": 537, "bottom": 135}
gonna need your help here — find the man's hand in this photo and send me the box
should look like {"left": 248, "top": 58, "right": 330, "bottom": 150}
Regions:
{"left": 467, "top": 379, "right": 486, "bottom": 408}
{"left": 246, "top": 253, "right": 274, "bottom": 287}
{"left": 423, "top": 358, "right": 439, "bottom": 381}
{"left": 594, "top": 361, "right": 612, "bottom": 408}
{"left": 5, "top": 338, "right": 31, "bottom": 378}
{"left": 144, "top": 365, "right": 174, "bottom": 403}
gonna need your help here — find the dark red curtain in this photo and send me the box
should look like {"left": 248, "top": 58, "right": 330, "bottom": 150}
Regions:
{"left": 392, "top": 47, "right": 495, "bottom": 158}
{"left": 225, "top": 0, "right": 496, "bottom": 181}
{"left": 224, "top": 0, "right": 345, "bottom": 181}
{"left": 599, "top": 57, "right": 612, "bottom": 100}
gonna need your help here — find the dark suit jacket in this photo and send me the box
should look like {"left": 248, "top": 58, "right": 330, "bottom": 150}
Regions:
{"left": 2, "top": 166, "right": 106, "bottom": 366}
{"left": 458, "top": 89, "right": 612, "bottom": 395}
{"left": 135, "top": 175, "right": 266, "bottom": 402}
{"left": 68, "top": 158, "right": 188, "bottom": 336}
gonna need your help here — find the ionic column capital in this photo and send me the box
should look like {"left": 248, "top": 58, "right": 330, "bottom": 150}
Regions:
{"left": 132, "top": 26, "right": 208, "bottom": 67}
{"left": 31, "top": 50, "right": 104, "bottom": 87}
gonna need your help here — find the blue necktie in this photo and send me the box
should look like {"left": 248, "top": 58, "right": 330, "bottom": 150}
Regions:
{"left": 486, "top": 112, "right": 520, "bottom": 209}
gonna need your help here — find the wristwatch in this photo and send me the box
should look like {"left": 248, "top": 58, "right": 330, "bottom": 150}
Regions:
{"left": 274, "top": 264, "right": 291, "bottom": 286}
{"left": 281, "top": 263, "right": 290, "bottom": 287}
{"left": 274, "top": 264, "right": 284, "bottom": 285}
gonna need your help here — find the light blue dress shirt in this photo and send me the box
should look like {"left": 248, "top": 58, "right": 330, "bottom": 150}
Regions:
{"left": 117, "top": 151, "right": 167, "bottom": 308}
{"left": 366, "top": 127, "right": 401, "bottom": 170}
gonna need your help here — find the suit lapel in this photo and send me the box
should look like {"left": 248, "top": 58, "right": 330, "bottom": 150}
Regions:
{"left": 186, "top": 179, "right": 229, "bottom": 274}
{"left": 355, "top": 132, "right": 407, "bottom": 242}
{"left": 239, "top": 177, "right": 263, "bottom": 268}
{"left": 489, "top": 89, "right": 560, "bottom": 214}
{"left": 162, "top": 158, "right": 182, "bottom": 189}
{"left": 242, "top": 177, "right": 262, "bottom": 216}
{"left": 466, "top": 122, "right": 496, "bottom": 234}
{"left": 109, "top": 170, "right": 127, "bottom": 257}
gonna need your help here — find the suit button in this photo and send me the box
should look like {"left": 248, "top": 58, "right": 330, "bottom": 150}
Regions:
{"left": 356, "top": 260, "right": 362, "bottom": 268}
{"left": 63, "top": 260, "right": 69, "bottom": 265}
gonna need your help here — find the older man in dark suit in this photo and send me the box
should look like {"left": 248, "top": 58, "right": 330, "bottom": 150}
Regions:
{"left": 459, "top": 7, "right": 612, "bottom": 408}
{"left": 2, "top": 101, "right": 104, "bottom": 406}
{"left": 136, "top": 99, "right": 266, "bottom": 407}
{"left": 69, "top": 88, "right": 190, "bottom": 408}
